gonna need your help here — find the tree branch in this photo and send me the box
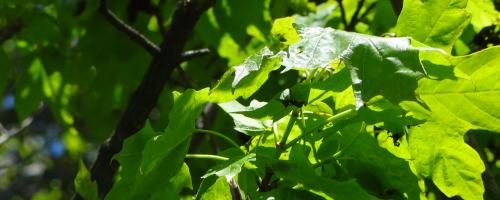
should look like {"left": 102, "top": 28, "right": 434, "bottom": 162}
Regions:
{"left": 346, "top": 0, "right": 365, "bottom": 31}
{"left": 0, "top": 20, "right": 22, "bottom": 44}
{"left": 98, "top": 0, "right": 160, "bottom": 55}
{"left": 336, "top": 0, "right": 348, "bottom": 28}
{"left": 468, "top": 134, "right": 500, "bottom": 199}
{"left": 154, "top": 0, "right": 167, "bottom": 36}
{"left": 181, "top": 48, "right": 210, "bottom": 61}
{"left": 0, "top": 117, "right": 33, "bottom": 145}
{"left": 389, "top": 0, "right": 403, "bottom": 16}
{"left": 357, "top": 2, "right": 377, "bottom": 24}
{"left": 89, "top": 0, "right": 216, "bottom": 198}
{"left": 229, "top": 178, "right": 243, "bottom": 200}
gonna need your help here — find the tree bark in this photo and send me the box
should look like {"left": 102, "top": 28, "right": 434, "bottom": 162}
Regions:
{"left": 88, "top": 0, "right": 216, "bottom": 198}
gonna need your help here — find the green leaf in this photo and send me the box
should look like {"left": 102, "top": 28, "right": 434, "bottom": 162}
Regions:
{"left": 202, "top": 153, "right": 256, "bottom": 180}
{"left": 209, "top": 48, "right": 282, "bottom": 103}
{"left": 141, "top": 89, "right": 209, "bottom": 173}
{"left": 294, "top": 2, "right": 336, "bottom": 28}
{"left": 107, "top": 89, "right": 208, "bottom": 199}
{"left": 328, "top": 122, "right": 421, "bottom": 199}
{"left": 105, "top": 121, "right": 156, "bottom": 200}
{"left": 281, "top": 27, "right": 340, "bottom": 72}
{"left": 218, "top": 100, "right": 273, "bottom": 135}
{"left": 14, "top": 58, "right": 51, "bottom": 120}
{"left": 408, "top": 122, "right": 485, "bottom": 200}
{"left": 341, "top": 34, "right": 428, "bottom": 106}
{"left": 232, "top": 48, "right": 275, "bottom": 89}
{"left": 417, "top": 46, "right": 500, "bottom": 132}
{"left": 74, "top": 161, "right": 98, "bottom": 200}
{"left": 271, "top": 17, "right": 300, "bottom": 45}
{"left": 260, "top": 145, "right": 379, "bottom": 200}
{"left": 396, "top": 0, "right": 471, "bottom": 53}
{"left": 149, "top": 163, "right": 193, "bottom": 200}
{"left": 466, "top": 0, "right": 499, "bottom": 32}
{"left": 284, "top": 27, "right": 432, "bottom": 106}
{"left": 196, "top": 176, "right": 232, "bottom": 200}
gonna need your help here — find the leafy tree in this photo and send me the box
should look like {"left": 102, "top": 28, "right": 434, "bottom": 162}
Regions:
{"left": 0, "top": 0, "right": 499, "bottom": 199}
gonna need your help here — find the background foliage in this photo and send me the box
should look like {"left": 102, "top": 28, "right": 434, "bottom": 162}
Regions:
{"left": 0, "top": 0, "right": 499, "bottom": 199}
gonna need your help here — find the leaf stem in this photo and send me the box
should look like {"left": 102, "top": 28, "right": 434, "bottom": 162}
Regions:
{"left": 279, "top": 112, "right": 298, "bottom": 148}
{"left": 99, "top": 0, "right": 160, "bottom": 55}
{"left": 185, "top": 154, "right": 229, "bottom": 161}
{"left": 283, "top": 108, "right": 357, "bottom": 150}
{"left": 194, "top": 129, "right": 240, "bottom": 149}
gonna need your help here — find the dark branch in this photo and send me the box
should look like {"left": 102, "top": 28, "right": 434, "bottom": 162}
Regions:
{"left": 0, "top": 117, "right": 33, "bottom": 145}
{"left": 346, "top": 0, "right": 365, "bottom": 31}
{"left": 357, "top": 2, "right": 377, "bottom": 24}
{"left": 89, "top": 0, "right": 216, "bottom": 198}
{"left": 229, "top": 178, "right": 243, "bottom": 200}
{"left": 390, "top": 0, "right": 403, "bottom": 16}
{"left": 0, "top": 20, "right": 22, "bottom": 44}
{"left": 259, "top": 167, "right": 274, "bottom": 192}
{"left": 468, "top": 134, "right": 500, "bottom": 199}
{"left": 336, "top": 0, "right": 348, "bottom": 28}
{"left": 155, "top": 0, "right": 167, "bottom": 36}
{"left": 99, "top": 0, "right": 160, "bottom": 55}
{"left": 181, "top": 48, "right": 210, "bottom": 61}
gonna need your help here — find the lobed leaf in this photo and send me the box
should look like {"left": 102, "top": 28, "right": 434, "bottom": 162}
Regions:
{"left": 283, "top": 27, "right": 432, "bottom": 106}
{"left": 408, "top": 122, "right": 485, "bottom": 200}
{"left": 396, "top": 0, "right": 471, "bottom": 53}
{"left": 259, "top": 144, "right": 379, "bottom": 200}
{"left": 209, "top": 48, "right": 282, "bottom": 103}
{"left": 417, "top": 46, "right": 500, "bottom": 132}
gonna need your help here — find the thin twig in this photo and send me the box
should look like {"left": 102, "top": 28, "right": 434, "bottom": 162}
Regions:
{"left": 357, "top": 2, "right": 377, "bottom": 23}
{"left": 0, "top": 118, "right": 33, "bottom": 144}
{"left": 98, "top": 0, "right": 160, "bottom": 55}
{"left": 346, "top": 0, "right": 365, "bottom": 31}
{"left": 181, "top": 48, "right": 211, "bottom": 61}
{"left": 154, "top": 0, "right": 167, "bottom": 36}
{"left": 336, "top": 0, "right": 348, "bottom": 28}
{"left": 185, "top": 154, "right": 229, "bottom": 161}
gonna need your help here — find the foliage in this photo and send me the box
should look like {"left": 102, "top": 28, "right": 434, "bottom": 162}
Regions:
{"left": 1, "top": 0, "right": 499, "bottom": 200}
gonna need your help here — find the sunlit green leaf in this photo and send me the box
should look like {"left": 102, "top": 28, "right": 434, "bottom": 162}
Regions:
{"left": 271, "top": 17, "right": 300, "bottom": 45}
{"left": 210, "top": 48, "right": 282, "bottom": 103}
{"left": 417, "top": 46, "right": 500, "bottom": 132}
{"left": 284, "top": 27, "right": 432, "bottom": 106}
{"left": 409, "top": 122, "right": 485, "bottom": 199}
{"left": 396, "top": 0, "right": 471, "bottom": 53}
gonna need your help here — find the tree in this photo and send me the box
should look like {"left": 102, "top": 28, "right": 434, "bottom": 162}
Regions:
{"left": 0, "top": 0, "right": 499, "bottom": 199}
